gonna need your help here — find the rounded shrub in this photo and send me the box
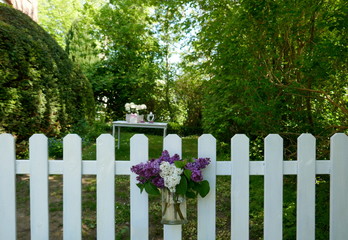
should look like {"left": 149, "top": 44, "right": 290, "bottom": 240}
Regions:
{"left": 0, "top": 4, "right": 95, "bottom": 142}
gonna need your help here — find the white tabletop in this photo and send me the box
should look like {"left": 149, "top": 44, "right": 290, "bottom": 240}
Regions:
{"left": 112, "top": 121, "right": 167, "bottom": 128}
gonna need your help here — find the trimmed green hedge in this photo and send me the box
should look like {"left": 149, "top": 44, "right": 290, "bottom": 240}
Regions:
{"left": 0, "top": 4, "right": 95, "bottom": 142}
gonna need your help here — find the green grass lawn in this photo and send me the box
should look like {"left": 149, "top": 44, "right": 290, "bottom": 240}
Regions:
{"left": 82, "top": 132, "right": 201, "bottom": 161}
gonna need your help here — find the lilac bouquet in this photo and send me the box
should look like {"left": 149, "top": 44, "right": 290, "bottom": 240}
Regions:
{"left": 130, "top": 150, "right": 211, "bottom": 198}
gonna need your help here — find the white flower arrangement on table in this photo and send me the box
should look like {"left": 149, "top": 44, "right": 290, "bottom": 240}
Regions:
{"left": 125, "top": 102, "right": 147, "bottom": 114}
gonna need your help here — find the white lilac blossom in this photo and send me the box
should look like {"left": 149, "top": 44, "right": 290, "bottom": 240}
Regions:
{"left": 160, "top": 161, "right": 183, "bottom": 192}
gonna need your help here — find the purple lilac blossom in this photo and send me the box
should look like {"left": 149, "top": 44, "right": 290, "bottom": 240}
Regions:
{"left": 185, "top": 162, "right": 198, "bottom": 171}
{"left": 195, "top": 158, "right": 211, "bottom": 169}
{"left": 151, "top": 176, "right": 165, "bottom": 188}
{"left": 158, "top": 150, "right": 171, "bottom": 162}
{"left": 184, "top": 157, "right": 210, "bottom": 182}
{"left": 191, "top": 170, "right": 203, "bottom": 182}
{"left": 130, "top": 160, "right": 161, "bottom": 180}
{"left": 157, "top": 150, "right": 181, "bottom": 164}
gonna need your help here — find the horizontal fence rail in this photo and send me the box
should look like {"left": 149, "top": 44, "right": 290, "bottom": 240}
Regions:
{"left": 0, "top": 133, "right": 348, "bottom": 240}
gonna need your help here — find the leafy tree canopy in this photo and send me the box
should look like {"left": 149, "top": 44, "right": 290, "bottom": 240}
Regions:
{"left": 0, "top": 4, "right": 95, "bottom": 143}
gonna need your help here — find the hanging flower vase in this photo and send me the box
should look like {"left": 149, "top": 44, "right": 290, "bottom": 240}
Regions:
{"left": 161, "top": 188, "right": 187, "bottom": 225}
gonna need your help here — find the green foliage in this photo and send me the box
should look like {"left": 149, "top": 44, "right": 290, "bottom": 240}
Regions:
{"left": 176, "top": 0, "right": 348, "bottom": 144}
{"left": 48, "top": 138, "right": 63, "bottom": 159}
{"left": 38, "top": 0, "right": 105, "bottom": 48}
{"left": 0, "top": 5, "right": 95, "bottom": 142}
{"left": 85, "top": 0, "right": 162, "bottom": 120}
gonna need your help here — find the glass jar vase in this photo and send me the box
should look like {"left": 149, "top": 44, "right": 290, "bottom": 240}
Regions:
{"left": 161, "top": 188, "right": 187, "bottom": 225}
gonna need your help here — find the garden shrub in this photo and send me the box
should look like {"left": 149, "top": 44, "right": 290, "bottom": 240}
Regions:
{"left": 0, "top": 4, "right": 95, "bottom": 142}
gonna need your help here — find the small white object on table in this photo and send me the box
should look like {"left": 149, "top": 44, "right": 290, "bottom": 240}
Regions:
{"left": 112, "top": 121, "right": 168, "bottom": 149}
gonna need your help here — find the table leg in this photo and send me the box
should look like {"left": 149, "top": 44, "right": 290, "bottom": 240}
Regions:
{"left": 117, "top": 126, "right": 121, "bottom": 149}
{"left": 112, "top": 124, "right": 115, "bottom": 137}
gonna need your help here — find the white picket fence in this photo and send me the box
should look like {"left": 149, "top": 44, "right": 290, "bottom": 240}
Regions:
{"left": 0, "top": 133, "right": 348, "bottom": 240}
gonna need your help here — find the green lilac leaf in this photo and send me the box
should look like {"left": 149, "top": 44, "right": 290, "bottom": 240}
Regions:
{"left": 136, "top": 183, "right": 145, "bottom": 193}
{"left": 144, "top": 182, "right": 160, "bottom": 196}
{"left": 198, "top": 180, "right": 210, "bottom": 198}
{"left": 174, "top": 160, "right": 186, "bottom": 169}
{"left": 186, "top": 191, "right": 196, "bottom": 198}
{"left": 176, "top": 176, "right": 188, "bottom": 195}
{"left": 184, "top": 169, "right": 192, "bottom": 179}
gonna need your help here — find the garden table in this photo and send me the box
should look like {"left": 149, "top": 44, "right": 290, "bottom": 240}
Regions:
{"left": 112, "top": 120, "right": 168, "bottom": 149}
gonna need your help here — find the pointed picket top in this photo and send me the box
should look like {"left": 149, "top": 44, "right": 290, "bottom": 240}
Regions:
{"left": 0, "top": 133, "right": 14, "bottom": 142}
{"left": 330, "top": 133, "right": 348, "bottom": 240}
{"left": 330, "top": 133, "right": 348, "bottom": 149}
{"left": 164, "top": 134, "right": 182, "bottom": 157}
{"left": 231, "top": 134, "right": 249, "bottom": 155}
{"left": 265, "top": 134, "right": 283, "bottom": 146}
{"left": 63, "top": 133, "right": 81, "bottom": 142}
{"left": 198, "top": 134, "right": 216, "bottom": 158}
{"left": 97, "top": 133, "right": 114, "bottom": 145}
{"left": 29, "top": 133, "right": 47, "bottom": 141}
{"left": 130, "top": 134, "right": 148, "bottom": 145}
{"left": 0, "top": 133, "right": 16, "bottom": 240}
{"left": 264, "top": 134, "right": 283, "bottom": 162}
{"left": 0, "top": 133, "right": 15, "bottom": 153}
{"left": 130, "top": 134, "right": 148, "bottom": 164}
{"left": 29, "top": 134, "right": 48, "bottom": 159}
{"left": 298, "top": 133, "right": 315, "bottom": 142}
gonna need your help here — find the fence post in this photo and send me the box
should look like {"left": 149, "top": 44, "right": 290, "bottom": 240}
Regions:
{"left": 96, "top": 134, "right": 115, "bottom": 240}
{"left": 297, "top": 134, "right": 315, "bottom": 240}
{"left": 163, "top": 134, "right": 182, "bottom": 240}
{"left": 197, "top": 134, "right": 216, "bottom": 240}
{"left": 330, "top": 133, "right": 348, "bottom": 239}
{"left": 264, "top": 134, "right": 283, "bottom": 240}
{"left": 0, "top": 134, "right": 16, "bottom": 240}
{"left": 30, "top": 134, "right": 49, "bottom": 239}
{"left": 130, "top": 134, "right": 149, "bottom": 240}
{"left": 231, "top": 134, "right": 249, "bottom": 240}
{"left": 63, "top": 134, "right": 82, "bottom": 239}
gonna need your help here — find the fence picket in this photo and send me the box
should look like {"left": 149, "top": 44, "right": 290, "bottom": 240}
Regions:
{"left": 0, "top": 134, "right": 16, "bottom": 240}
{"left": 96, "top": 134, "right": 115, "bottom": 239}
{"left": 163, "top": 134, "right": 182, "bottom": 240}
{"left": 231, "top": 134, "right": 249, "bottom": 240}
{"left": 264, "top": 134, "right": 283, "bottom": 240}
{"left": 130, "top": 134, "right": 149, "bottom": 240}
{"left": 297, "top": 134, "right": 315, "bottom": 240}
{"left": 330, "top": 133, "right": 348, "bottom": 239}
{"left": 197, "top": 134, "right": 216, "bottom": 240}
{"left": 63, "top": 134, "right": 82, "bottom": 240}
{"left": 29, "top": 134, "right": 49, "bottom": 239}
